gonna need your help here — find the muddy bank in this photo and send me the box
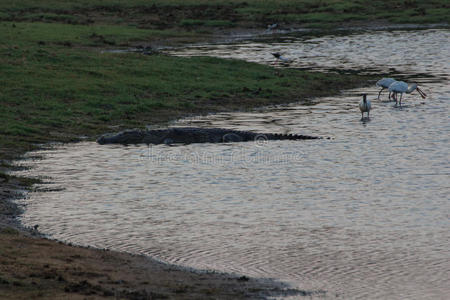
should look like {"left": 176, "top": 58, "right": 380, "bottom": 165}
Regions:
{"left": 0, "top": 177, "right": 26, "bottom": 229}
{"left": 0, "top": 228, "right": 310, "bottom": 299}
{"left": 1, "top": 178, "right": 314, "bottom": 299}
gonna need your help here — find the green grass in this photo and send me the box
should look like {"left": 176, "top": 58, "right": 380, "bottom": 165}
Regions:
{"left": 3, "top": 0, "right": 445, "bottom": 158}
{"left": 181, "top": 19, "right": 234, "bottom": 27}
{"left": 0, "top": 19, "right": 372, "bottom": 159}
{"left": 1, "top": 22, "right": 190, "bottom": 48}
{"left": 275, "top": 12, "right": 366, "bottom": 23}
{"left": 1, "top": 0, "right": 448, "bottom": 29}
{"left": 3, "top": 0, "right": 445, "bottom": 160}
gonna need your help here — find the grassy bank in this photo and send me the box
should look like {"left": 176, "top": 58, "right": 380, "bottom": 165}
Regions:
{"left": 0, "top": 20, "right": 371, "bottom": 161}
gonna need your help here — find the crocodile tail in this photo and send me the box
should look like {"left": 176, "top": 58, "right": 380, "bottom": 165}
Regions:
{"left": 267, "top": 133, "right": 299, "bottom": 140}
{"left": 297, "top": 134, "right": 321, "bottom": 140}
{"left": 294, "top": 134, "right": 321, "bottom": 140}
{"left": 272, "top": 133, "right": 321, "bottom": 140}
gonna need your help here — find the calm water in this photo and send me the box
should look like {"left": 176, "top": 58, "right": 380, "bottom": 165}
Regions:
{"left": 13, "top": 29, "right": 450, "bottom": 299}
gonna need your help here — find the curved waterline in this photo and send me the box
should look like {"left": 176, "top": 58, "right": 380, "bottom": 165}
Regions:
{"left": 13, "top": 29, "right": 450, "bottom": 299}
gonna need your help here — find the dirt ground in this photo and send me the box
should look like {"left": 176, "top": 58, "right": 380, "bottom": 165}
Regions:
{"left": 0, "top": 131, "right": 309, "bottom": 298}
{"left": 1, "top": 175, "right": 310, "bottom": 299}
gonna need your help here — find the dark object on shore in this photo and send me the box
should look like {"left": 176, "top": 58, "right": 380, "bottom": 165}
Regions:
{"left": 271, "top": 52, "right": 291, "bottom": 64}
{"left": 266, "top": 23, "right": 278, "bottom": 31}
{"left": 271, "top": 52, "right": 282, "bottom": 59}
{"left": 135, "top": 45, "right": 158, "bottom": 55}
{"left": 97, "top": 127, "right": 321, "bottom": 145}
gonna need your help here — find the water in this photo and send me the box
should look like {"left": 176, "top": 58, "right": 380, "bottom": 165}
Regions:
{"left": 13, "top": 29, "right": 450, "bottom": 299}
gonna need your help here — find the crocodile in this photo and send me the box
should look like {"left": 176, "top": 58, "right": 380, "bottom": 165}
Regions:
{"left": 97, "top": 127, "right": 322, "bottom": 145}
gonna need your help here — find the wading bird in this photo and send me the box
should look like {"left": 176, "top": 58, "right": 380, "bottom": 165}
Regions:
{"left": 359, "top": 94, "right": 371, "bottom": 120}
{"left": 266, "top": 23, "right": 278, "bottom": 32}
{"left": 376, "top": 78, "right": 396, "bottom": 100}
{"left": 388, "top": 81, "right": 427, "bottom": 107}
{"left": 271, "top": 52, "right": 282, "bottom": 59}
{"left": 271, "top": 52, "right": 291, "bottom": 63}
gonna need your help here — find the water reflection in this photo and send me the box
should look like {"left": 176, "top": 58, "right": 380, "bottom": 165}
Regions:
{"left": 13, "top": 29, "right": 450, "bottom": 299}
{"left": 167, "top": 29, "right": 450, "bottom": 80}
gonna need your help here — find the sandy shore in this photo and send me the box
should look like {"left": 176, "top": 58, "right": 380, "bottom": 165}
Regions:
{"left": 1, "top": 176, "right": 312, "bottom": 299}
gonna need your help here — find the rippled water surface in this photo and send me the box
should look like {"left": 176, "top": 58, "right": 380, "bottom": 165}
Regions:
{"left": 13, "top": 29, "right": 450, "bottom": 299}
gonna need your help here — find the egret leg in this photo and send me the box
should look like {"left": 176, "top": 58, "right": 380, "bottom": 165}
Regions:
{"left": 399, "top": 93, "right": 403, "bottom": 107}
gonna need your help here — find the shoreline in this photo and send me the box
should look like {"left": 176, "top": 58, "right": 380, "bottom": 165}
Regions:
{"left": 104, "top": 21, "right": 449, "bottom": 51}
{"left": 0, "top": 81, "right": 368, "bottom": 299}
{"left": 1, "top": 134, "right": 325, "bottom": 300}
{"left": 1, "top": 164, "right": 307, "bottom": 299}
{"left": 1, "top": 16, "right": 447, "bottom": 298}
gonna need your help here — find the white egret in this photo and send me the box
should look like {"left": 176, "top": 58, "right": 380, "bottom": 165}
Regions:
{"left": 376, "top": 77, "right": 396, "bottom": 100}
{"left": 388, "top": 81, "right": 427, "bottom": 107}
{"left": 359, "top": 94, "right": 371, "bottom": 120}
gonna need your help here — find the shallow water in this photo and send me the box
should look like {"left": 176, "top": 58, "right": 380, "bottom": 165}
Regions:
{"left": 13, "top": 29, "right": 450, "bottom": 299}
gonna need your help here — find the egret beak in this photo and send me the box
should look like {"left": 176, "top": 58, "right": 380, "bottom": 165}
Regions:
{"left": 416, "top": 87, "right": 427, "bottom": 99}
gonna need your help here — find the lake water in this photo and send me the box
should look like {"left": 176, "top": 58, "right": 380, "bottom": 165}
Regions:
{"left": 13, "top": 29, "right": 450, "bottom": 299}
